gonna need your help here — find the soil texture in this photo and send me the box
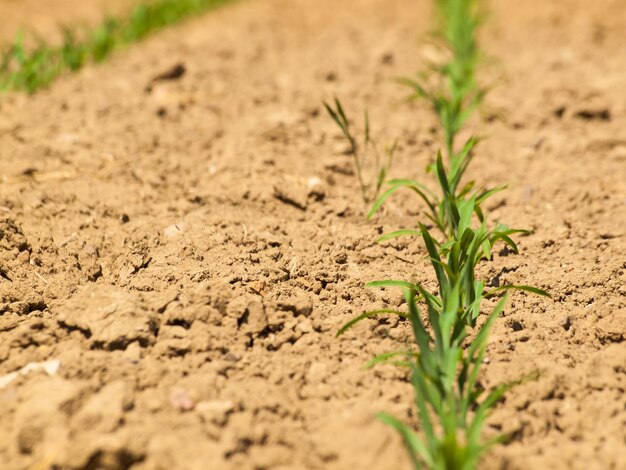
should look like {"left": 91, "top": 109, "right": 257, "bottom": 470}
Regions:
{"left": 0, "top": 0, "right": 625, "bottom": 469}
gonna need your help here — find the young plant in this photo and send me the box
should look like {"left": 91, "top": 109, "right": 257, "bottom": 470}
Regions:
{"left": 333, "top": 1, "right": 548, "bottom": 468}
{"left": 340, "top": 182, "right": 548, "bottom": 468}
{"left": 373, "top": 267, "right": 510, "bottom": 470}
{"left": 324, "top": 98, "right": 396, "bottom": 204}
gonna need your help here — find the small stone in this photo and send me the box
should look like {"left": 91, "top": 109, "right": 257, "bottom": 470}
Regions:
{"left": 122, "top": 342, "right": 142, "bottom": 362}
{"left": 226, "top": 295, "right": 267, "bottom": 334}
{"left": 306, "top": 362, "right": 328, "bottom": 384}
{"left": 164, "top": 223, "right": 186, "bottom": 238}
{"left": 277, "top": 292, "right": 313, "bottom": 317}
{"left": 307, "top": 176, "right": 322, "bottom": 188}
{"left": 307, "top": 177, "right": 326, "bottom": 201}
{"left": 273, "top": 179, "right": 308, "bottom": 210}
{"left": 559, "top": 315, "right": 572, "bottom": 331}
{"left": 74, "top": 381, "right": 134, "bottom": 432}
{"left": 248, "top": 280, "right": 267, "bottom": 295}
{"left": 170, "top": 387, "right": 195, "bottom": 412}
{"left": 296, "top": 319, "right": 313, "bottom": 334}
{"left": 16, "top": 250, "right": 30, "bottom": 264}
{"left": 335, "top": 252, "right": 347, "bottom": 264}
{"left": 223, "top": 352, "right": 241, "bottom": 362}
{"left": 196, "top": 400, "right": 235, "bottom": 427}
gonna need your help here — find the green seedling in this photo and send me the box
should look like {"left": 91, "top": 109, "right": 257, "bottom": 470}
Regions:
{"left": 377, "top": 288, "right": 509, "bottom": 470}
{"left": 340, "top": 213, "right": 548, "bottom": 469}
{"left": 331, "top": 1, "right": 549, "bottom": 468}
{"left": 324, "top": 97, "right": 397, "bottom": 204}
{"left": 0, "top": 0, "right": 234, "bottom": 93}
{"left": 365, "top": 181, "right": 544, "bottom": 459}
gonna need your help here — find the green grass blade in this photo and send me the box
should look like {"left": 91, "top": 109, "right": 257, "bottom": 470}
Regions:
{"left": 368, "top": 185, "right": 403, "bottom": 219}
{"left": 490, "top": 232, "right": 519, "bottom": 254}
{"left": 474, "top": 184, "right": 507, "bottom": 206}
{"left": 323, "top": 101, "right": 345, "bottom": 132}
{"left": 404, "top": 290, "right": 434, "bottom": 365}
{"left": 337, "top": 309, "right": 408, "bottom": 336}
{"left": 376, "top": 229, "right": 423, "bottom": 243}
{"left": 377, "top": 412, "right": 433, "bottom": 468}
{"left": 335, "top": 96, "right": 350, "bottom": 128}
{"left": 419, "top": 223, "right": 448, "bottom": 297}
{"left": 484, "top": 285, "right": 551, "bottom": 299}
{"left": 367, "top": 279, "right": 419, "bottom": 291}
{"left": 457, "top": 197, "right": 476, "bottom": 236}
{"left": 368, "top": 179, "right": 437, "bottom": 220}
{"left": 365, "top": 351, "right": 418, "bottom": 369}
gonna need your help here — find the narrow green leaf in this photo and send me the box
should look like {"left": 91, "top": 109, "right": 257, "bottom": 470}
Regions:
{"left": 409, "top": 362, "right": 438, "bottom": 448}
{"left": 457, "top": 197, "right": 476, "bottom": 236}
{"left": 367, "top": 279, "right": 419, "bottom": 291}
{"left": 490, "top": 232, "right": 519, "bottom": 254}
{"left": 368, "top": 179, "right": 438, "bottom": 220}
{"left": 377, "top": 412, "right": 433, "bottom": 468}
{"left": 395, "top": 76, "right": 431, "bottom": 100}
{"left": 475, "top": 184, "right": 507, "bottom": 206}
{"left": 365, "top": 351, "right": 418, "bottom": 369}
{"left": 481, "top": 238, "right": 492, "bottom": 261}
{"left": 336, "top": 309, "right": 408, "bottom": 336}
{"left": 335, "top": 97, "right": 349, "bottom": 128}
{"left": 485, "top": 285, "right": 551, "bottom": 299}
{"left": 404, "top": 289, "right": 434, "bottom": 362}
{"left": 376, "top": 229, "right": 422, "bottom": 244}
{"left": 386, "top": 179, "right": 437, "bottom": 199}
{"left": 367, "top": 185, "right": 403, "bottom": 219}
{"left": 323, "top": 101, "right": 344, "bottom": 131}
{"left": 414, "top": 284, "right": 443, "bottom": 354}
{"left": 420, "top": 223, "right": 447, "bottom": 297}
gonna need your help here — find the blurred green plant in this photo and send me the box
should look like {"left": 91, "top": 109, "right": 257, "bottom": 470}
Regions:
{"left": 324, "top": 98, "right": 397, "bottom": 204}
{"left": 402, "top": 0, "right": 484, "bottom": 160}
{"left": 371, "top": 0, "right": 487, "bottom": 235}
{"left": 0, "top": 0, "right": 233, "bottom": 93}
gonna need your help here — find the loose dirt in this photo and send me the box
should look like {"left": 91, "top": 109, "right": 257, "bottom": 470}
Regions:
{"left": 0, "top": 0, "right": 624, "bottom": 469}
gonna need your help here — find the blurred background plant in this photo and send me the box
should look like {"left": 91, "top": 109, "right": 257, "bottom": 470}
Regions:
{"left": 0, "top": 0, "right": 233, "bottom": 93}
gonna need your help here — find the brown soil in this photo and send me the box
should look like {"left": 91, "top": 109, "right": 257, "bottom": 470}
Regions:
{"left": 0, "top": 0, "right": 625, "bottom": 469}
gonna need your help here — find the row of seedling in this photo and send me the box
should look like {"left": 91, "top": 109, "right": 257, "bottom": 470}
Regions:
{"left": 327, "top": 0, "right": 548, "bottom": 468}
{"left": 0, "top": 0, "right": 233, "bottom": 93}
